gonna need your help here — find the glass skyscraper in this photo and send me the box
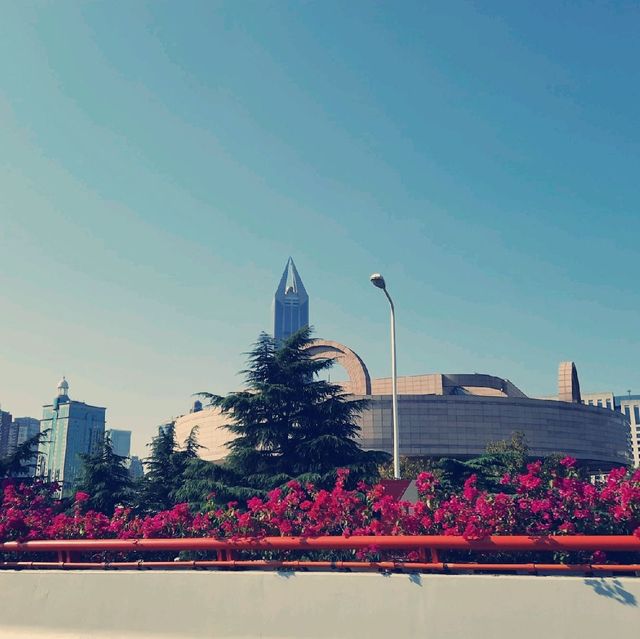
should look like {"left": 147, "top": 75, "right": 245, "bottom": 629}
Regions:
{"left": 128, "top": 455, "right": 144, "bottom": 479}
{"left": 0, "top": 409, "right": 13, "bottom": 458}
{"left": 105, "top": 428, "right": 132, "bottom": 458}
{"left": 39, "top": 378, "right": 106, "bottom": 495}
{"left": 0, "top": 411, "right": 39, "bottom": 476}
{"left": 273, "top": 257, "right": 309, "bottom": 342}
{"left": 8, "top": 417, "right": 40, "bottom": 477}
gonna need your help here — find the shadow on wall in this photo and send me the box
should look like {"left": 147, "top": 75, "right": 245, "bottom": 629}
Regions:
{"left": 584, "top": 578, "right": 637, "bottom": 606}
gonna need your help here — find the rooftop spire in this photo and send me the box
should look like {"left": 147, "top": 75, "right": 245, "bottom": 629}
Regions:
{"left": 275, "top": 257, "right": 308, "bottom": 299}
{"left": 273, "top": 257, "right": 309, "bottom": 342}
{"left": 57, "top": 376, "right": 69, "bottom": 397}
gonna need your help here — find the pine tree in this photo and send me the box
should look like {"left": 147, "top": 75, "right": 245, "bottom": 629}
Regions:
{"left": 76, "top": 438, "right": 133, "bottom": 513}
{"left": 378, "top": 433, "right": 531, "bottom": 491}
{"left": 137, "top": 423, "right": 179, "bottom": 512}
{"left": 137, "top": 423, "right": 203, "bottom": 512}
{"left": 173, "top": 458, "right": 259, "bottom": 509}
{"left": 201, "top": 327, "right": 388, "bottom": 490}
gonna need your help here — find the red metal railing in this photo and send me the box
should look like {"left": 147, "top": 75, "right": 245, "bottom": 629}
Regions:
{"left": 1, "top": 535, "right": 640, "bottom": 574}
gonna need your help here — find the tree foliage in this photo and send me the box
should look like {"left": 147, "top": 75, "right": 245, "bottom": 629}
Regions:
{"left": 379, "top": 432, "right": 532, "bottom": 493}
{"left": 137, "top": 423, "right": 203, "bottom": 512}
{"left": 485, "top": 431, "right": 528, "bottom": 475}
{"left": 173, "top": 458, "right": 262, "bottom": 509}
{"left": 76, "top": 438, "right": 132, "bottom": 514}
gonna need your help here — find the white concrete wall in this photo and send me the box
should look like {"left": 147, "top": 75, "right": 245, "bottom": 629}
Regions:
{"left": 0, "top": 571, "right": 638, "bottom": 638}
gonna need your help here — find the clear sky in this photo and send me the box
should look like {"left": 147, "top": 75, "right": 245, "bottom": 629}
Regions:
{"left": 1, "top": 1, "right": 638, "bottom": 457}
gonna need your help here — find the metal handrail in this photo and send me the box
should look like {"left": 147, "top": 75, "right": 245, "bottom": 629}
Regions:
{"left": 1, "top": 535, "right": 639, "bottom": 573}
{"left": 2, "top": 534, "right": 640, "bottom": 552}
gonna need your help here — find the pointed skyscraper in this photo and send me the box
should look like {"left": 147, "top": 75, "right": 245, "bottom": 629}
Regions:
{"left": 273, "top": 257, "right": 309, "bottom": 342}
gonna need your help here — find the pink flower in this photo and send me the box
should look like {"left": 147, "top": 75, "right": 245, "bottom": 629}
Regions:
{"left": 463, "top": 475, "right": 479, "bottom": 502}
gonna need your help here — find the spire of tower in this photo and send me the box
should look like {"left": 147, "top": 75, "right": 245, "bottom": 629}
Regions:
{"left": 273, "top": 257, "right": 309, "bottom": 342}
{"left": 275, "top": 257, "right": 308, "bottom": 299}
{"left": 57, "top": 376, "right": 69, "bottom": 397}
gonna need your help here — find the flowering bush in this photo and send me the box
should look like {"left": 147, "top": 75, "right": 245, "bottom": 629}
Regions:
{"left": 2, "top": 461, "right": 640, "bottom": 554}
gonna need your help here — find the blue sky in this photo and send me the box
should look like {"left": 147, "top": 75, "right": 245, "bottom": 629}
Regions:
{"left": 1, "top": 1, "right": 638, "bottom": 457}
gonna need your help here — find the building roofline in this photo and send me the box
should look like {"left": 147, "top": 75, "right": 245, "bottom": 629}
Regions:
{"left": 41, "top": 402, "right": 107, "bottom": 410}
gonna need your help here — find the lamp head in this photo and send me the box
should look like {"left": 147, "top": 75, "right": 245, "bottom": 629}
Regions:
{"left": 370, "top": 273, "right": 386, "bottom": 289}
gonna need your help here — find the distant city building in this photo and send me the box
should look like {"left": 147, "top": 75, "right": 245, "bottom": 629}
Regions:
{"left": 273, "top": 257, "right": 309, "bottom": 343}
{"left": 38, "top": 378, "right": 106, "bottom": 495}
{"left": 581, "top": 391, "right": 616, "bottom": 411}
{"left": 0, "top": 409, "right": 14, "bottom": 458}
{"left": 8, "top": 417, "right": 40, "bottom": 451}
{"left": 105, "top": 428, "right": 131, "bottom": 458}
{"left": 618, "top": 395, "right": 640, "bottom": 468}
{"left": 127, "top": 455, "right": 144, "bottom": 480}
{"left": 581, "top": 392, "right": 640, "bottom": 467}
{"left": 7, "top": 417, "right": 40, "bottom": 477}
{"left": 0, "top": 411, "right": 39, "bottom": 476}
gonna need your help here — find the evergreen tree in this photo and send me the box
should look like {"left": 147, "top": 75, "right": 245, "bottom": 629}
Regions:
{"left": 137, "top": 423, "right": 203, "bottom": 512}
{"left": 465, "top": 431, "right": 531, "bottom": 492}
{"left": 378, "top": 432, "right": 532, "bottom": 492}
{"left": 137, "top": 422, "right": 179, "bottom": 512}
{"left": 200, "top": 327, "right": 388, "bottom": 491}
{"left": 173, "top": 458, "right": 260, "bottom": 509}
{"left": 76, "top": 438, "right": 132, "bottom": 513}
{"left": 378, "top": 433, "right": 531, "bottom": 491}
{"left": 175, "top": 425, "right": 204, "bottom": 466}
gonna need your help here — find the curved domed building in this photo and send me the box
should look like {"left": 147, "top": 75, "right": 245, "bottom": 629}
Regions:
{"left": 176, "top": 341, "right": 631, "bottom": 471}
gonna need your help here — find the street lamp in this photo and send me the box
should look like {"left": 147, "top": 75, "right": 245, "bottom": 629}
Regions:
{"left": 370, "top": 273, "right": 400, "bottom": 479}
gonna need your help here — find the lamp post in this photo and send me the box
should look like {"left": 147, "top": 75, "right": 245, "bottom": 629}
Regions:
{"left": 370, "top": 273, "right": 400, "bottom": 479}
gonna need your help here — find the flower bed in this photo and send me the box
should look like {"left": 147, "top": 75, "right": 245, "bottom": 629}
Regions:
{"left": 2, "top": 460, "right": 640, "bottom": 566}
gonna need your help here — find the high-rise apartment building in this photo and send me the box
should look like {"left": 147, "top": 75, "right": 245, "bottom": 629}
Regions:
{"left": 128, "top": 455, "right": 144, "bottom": 479}
{"left": 582, "top": 391, "right": 640, "bottom": 467}
{"left": 7, "top": 417, "right": 40, "bottom": 477}
{"left": 9, "top": 417, "right": 40, "bottom": 450}
{"left": 0, "top": 409, "right": 14, "bottom": 458}
{"left": 0, "top": 411, "right": 39, "bottom": 476}
{"left": 39, "top": 378, "right": 106, "bottom": 494}
{"left": 618, "top": 395, "right": 640, "bottom": 468}
{"left": 273, "top": 257, "right": 309, "bottom": 343}
{"left": 105, "top": 428, "right": 131, "bottom": 458}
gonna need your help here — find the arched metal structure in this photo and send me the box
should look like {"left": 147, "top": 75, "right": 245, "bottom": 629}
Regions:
{"left": 558, "top": 361, "right": 582, "bottom": 404}
{"left": 305, "top": 339, "right": 372, "bottom": 395}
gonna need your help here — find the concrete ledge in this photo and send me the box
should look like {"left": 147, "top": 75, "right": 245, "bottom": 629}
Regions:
{"left": 0, "top": 570, "right": 639, "bottom": 638}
